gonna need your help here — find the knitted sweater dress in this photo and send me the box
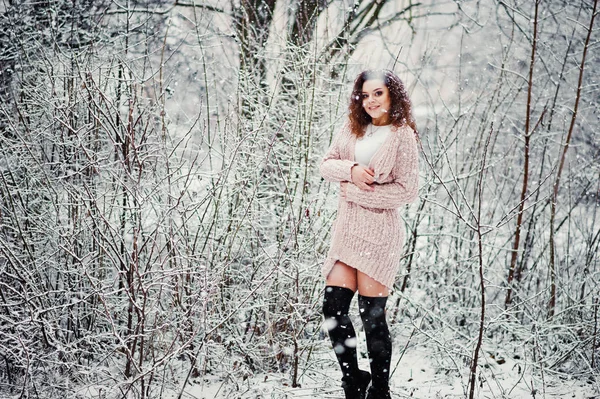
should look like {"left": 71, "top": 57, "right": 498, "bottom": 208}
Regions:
{"left": 319, "top": 122, "right": 419, "bottom": 289}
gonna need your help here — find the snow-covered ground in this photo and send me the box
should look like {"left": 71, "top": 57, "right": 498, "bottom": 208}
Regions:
{"left": 171, "top": 326, "right": 599, "bottom": 399}
{"left": 173, "top": 352, "right": 598, "bottom": 398}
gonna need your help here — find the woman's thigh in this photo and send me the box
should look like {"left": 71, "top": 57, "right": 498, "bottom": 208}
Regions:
{"left": 325, "top": 261, "right": 358, "bottom": 292}
{"left": 357, "top": 270, "right": 389, "bottom": 297}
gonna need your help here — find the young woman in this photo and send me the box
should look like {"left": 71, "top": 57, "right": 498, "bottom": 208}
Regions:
{"left": 320, "top": 70, "right": 419, "bottom": 399}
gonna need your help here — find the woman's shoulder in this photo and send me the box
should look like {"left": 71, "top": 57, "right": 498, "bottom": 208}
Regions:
{"left": 391, "top": 122, "right": 414, "bottom": 134}
{"left": 391, "top": 123, "right": 417, "bottom": 144}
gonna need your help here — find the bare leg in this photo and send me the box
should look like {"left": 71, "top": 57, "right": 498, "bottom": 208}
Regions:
{"left": 326, "top": 260, "right": 358, "bottom": 291}
{"left": 356, "top": 270, "right": 388, "bottom": 297}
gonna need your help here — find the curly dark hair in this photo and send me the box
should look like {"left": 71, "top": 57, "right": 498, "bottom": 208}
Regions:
{"left": 348, "top": 69, "right": 417, "bottom": 138}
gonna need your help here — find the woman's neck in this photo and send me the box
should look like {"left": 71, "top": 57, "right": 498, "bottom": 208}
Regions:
{"left": 371, "top": 116, "right": 391, "bottom": 126}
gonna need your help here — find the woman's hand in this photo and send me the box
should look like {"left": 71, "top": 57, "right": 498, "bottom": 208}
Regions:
{"left": 351, "top": 165, "right": 375, "bottom": 190}
{"left": 341, "top": 165, "right": 375, "bottom": 198}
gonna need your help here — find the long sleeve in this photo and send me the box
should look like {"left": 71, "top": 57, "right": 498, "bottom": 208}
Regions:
{"left": 344, "top": 128, "right": 419, "bottom": 209}
{"left": 319, "top": 125, "right": 358, "bottom": 182}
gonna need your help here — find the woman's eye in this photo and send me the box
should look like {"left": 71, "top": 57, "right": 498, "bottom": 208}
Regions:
{"left": 361, "top": 94, "right": 368, "bottom": 99}
{"left": 375, "top": 91, "right": 383, "bottom": 96}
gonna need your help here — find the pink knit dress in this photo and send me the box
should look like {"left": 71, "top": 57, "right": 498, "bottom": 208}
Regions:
{"left": 319, "top": 122, "right": 419, "bottom": 289}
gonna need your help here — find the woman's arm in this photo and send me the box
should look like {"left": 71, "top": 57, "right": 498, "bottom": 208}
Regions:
{"left": 319, "top": 125, "right": 358, "bottom": 182}
{"left": 343, "top": 128, "right": 419, "bottom": 209}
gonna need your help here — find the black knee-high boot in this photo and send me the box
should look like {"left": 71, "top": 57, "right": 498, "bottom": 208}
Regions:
{"left": 323, "top": 286, "right": 371, "bottom": 398}
{"left": 358, "top": 295, "right": 392, "bottom": 399}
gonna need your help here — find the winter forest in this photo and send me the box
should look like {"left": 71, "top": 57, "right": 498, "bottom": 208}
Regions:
{"left": 0, "top": 0, "right": 598, "bottom": 398}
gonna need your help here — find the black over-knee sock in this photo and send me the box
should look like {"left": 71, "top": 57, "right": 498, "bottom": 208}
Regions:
{"left": 323, "top": 286, "right": 360, "bottom": 380}
{"left": 358, "top": 295, "right": 391, "bottom": 390}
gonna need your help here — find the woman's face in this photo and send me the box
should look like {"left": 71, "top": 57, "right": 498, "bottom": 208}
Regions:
{"left": 361, "top": 78, "right": 391, "bottom": 125}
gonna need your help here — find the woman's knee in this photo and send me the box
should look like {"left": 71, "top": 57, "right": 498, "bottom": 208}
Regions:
{"left": 322, "top": 286, "right": 355, "bottom": 318}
